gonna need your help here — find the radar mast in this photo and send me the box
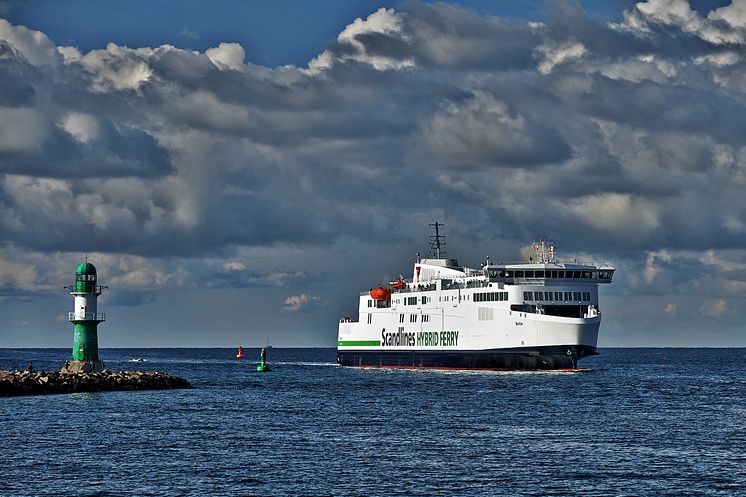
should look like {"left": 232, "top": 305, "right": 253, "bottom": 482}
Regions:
{"left": 429, "top": 221, "right": 446, "bottom": 259}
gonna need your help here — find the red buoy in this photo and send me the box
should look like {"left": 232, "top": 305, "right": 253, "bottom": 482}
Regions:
{"left": 236, "top": 346, "right": 244, "bottom": 359}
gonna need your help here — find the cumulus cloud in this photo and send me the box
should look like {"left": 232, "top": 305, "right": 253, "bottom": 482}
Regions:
{"left": 282, "top": 294, "right": 321, "bottom": 313}
{"left": 699, "top": 298, "right": 728, "bottom": 318}
{"left": 0, "top": 17, "right": 59, "bottom": 66}
{"left": 206, "top": 42, "right": 245, "bottom": 70}
{"left": 309, "top": 7, "right": 414, "bottom": 71}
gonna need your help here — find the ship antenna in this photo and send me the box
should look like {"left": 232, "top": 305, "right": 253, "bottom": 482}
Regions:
{"left": 429, "top": 221, "right": 446, "bottom": 259}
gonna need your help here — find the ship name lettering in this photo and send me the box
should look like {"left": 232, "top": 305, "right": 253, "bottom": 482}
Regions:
{"left": 381, "top": 328, "right": 415, "bottom": 347}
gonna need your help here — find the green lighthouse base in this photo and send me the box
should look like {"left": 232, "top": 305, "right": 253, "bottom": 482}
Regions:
{"left": 61, "top": 360, "right": 106, "bottom": 373}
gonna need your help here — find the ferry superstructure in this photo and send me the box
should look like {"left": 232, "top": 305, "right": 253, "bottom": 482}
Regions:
{"left": 337, "top": 223, "right": 614, "bottom": 370}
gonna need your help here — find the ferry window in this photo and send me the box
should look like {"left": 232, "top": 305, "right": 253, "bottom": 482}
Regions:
{"left": 564, "top": 291, "right": 572, "bottom": 301}
{"left": 592, "top": 271, "right": 598, "bottom": 279}
{"left": 525, "top": 270, "right": 534, "bottom": 278}
{"left": 368, "top": 300, "right": 372, "bottom": 307}
{"left": 505, "top": 270, "right": 514, "bottom": 278}
{"left": 535, "top": 270, "right": 545, "bottom": 278}
{"left": 550, "top": 270, "right": 558, "bottom": 278}
{"left": 573, "top": 271, "right": 581, "bottom": 278}
{"left": 523, "top": 291, "right": 531, "bottom": 300}
{"left": 498, "top": 270, "right": 505, "bottom": 277}
{"left": 554, "top": 292, "right": 562, "bottom": 301}
{"left": 399, "top": 314, "right": 404, "bottom": 323}
{"left": 515, "top": 270, "right": 524, "bottom": 277}
{"left": 534, "top": 291, "right": 543, "bottom": 301}
{"left": 558, "top": 271, "right": 565, "bottom": 278}
{"left": 573, "top": 292, "right": 581, "bottom": 301}
{"left": 545, "top": 292, "right": 552, "bottom": 301}
{"left": 582, "top": 271, "right": 590, "bottom": 279}
{"left": 583, "top": 292, "right": 591, "bottom": 301}
{"left": 422, "top": 296, "right": 428, "bottom": 304}
{"left": 503, "top": 292, "right": 508, "bottom": 300}
{"left": 367, "top": 314, "right": 372, "bottom": 324}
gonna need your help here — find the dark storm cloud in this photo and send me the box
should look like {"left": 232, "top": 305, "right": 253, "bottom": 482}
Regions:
{"left": 2, "top": 0, "right": 746, "bottom": 330}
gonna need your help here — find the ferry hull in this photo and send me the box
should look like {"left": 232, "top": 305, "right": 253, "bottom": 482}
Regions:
{"left": 337, "top": 345, "right": 597, "bottom": 370}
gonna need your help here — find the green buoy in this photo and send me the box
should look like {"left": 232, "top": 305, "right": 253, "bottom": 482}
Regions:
{"left": 256, "top": 348, "right": 270, "bottom": 372}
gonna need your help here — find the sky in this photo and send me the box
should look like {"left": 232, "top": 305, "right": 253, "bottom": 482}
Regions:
{"left": 1, "top": 0, "right": 745, "bottom": 348}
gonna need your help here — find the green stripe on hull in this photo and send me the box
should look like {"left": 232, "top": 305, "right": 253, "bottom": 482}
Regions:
{"left": 337, "top": 340, "right": 381, "bottom": 347}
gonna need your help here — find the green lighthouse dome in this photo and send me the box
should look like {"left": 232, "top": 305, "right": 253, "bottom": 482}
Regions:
{"left": 74, "top": 262, "right": 97, "bottom": 292}
{"left": 75, "top": 262, "right": 97, "bottom": 276}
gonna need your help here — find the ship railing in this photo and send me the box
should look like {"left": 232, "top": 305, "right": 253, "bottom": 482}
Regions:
{"left": 68, "top": 312, "right": 106, "bottom": 321}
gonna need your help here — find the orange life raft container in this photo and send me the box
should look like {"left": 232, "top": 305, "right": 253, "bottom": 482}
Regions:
{"left": 369, "top": 287, "right": 391, "bottom": 300}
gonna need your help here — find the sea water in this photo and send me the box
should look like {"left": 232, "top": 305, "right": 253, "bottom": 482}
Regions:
{"left": 0, "top": 348, "right": 744, "bottom": 496}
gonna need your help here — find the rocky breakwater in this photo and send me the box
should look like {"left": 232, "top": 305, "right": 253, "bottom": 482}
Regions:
{"left": 0, "top": 370, "right": 192, "bottom": 397}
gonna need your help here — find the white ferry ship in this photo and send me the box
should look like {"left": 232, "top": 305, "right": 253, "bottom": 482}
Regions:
{"left": 337, "top": 223, "right": 614, "bottom": 370}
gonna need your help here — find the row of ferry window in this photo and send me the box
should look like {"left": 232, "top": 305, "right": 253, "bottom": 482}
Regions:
{"left": 489, "top": 269, "right": 613, "bottom": 280}
{"left": 523, "top": 291, "right": 591, "bottom": 302}
{"left": 397, "top": 314, "right": 430, "bottom": 323}
{"left": 473, "top": 291, "right": 509, "bottom": 302}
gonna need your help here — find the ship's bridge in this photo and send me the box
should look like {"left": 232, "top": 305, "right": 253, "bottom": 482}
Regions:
{"left": 485, "top": 264, "right": 615, "bottom": 284}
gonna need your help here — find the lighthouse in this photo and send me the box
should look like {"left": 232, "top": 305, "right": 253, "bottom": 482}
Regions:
{"left": 63, "top": 261, "right": 107, "bottom": 373}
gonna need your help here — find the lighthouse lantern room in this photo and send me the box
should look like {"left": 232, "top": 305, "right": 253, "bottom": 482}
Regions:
{"left": 63, "top": 261, "right": 108, "bottom": 373}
